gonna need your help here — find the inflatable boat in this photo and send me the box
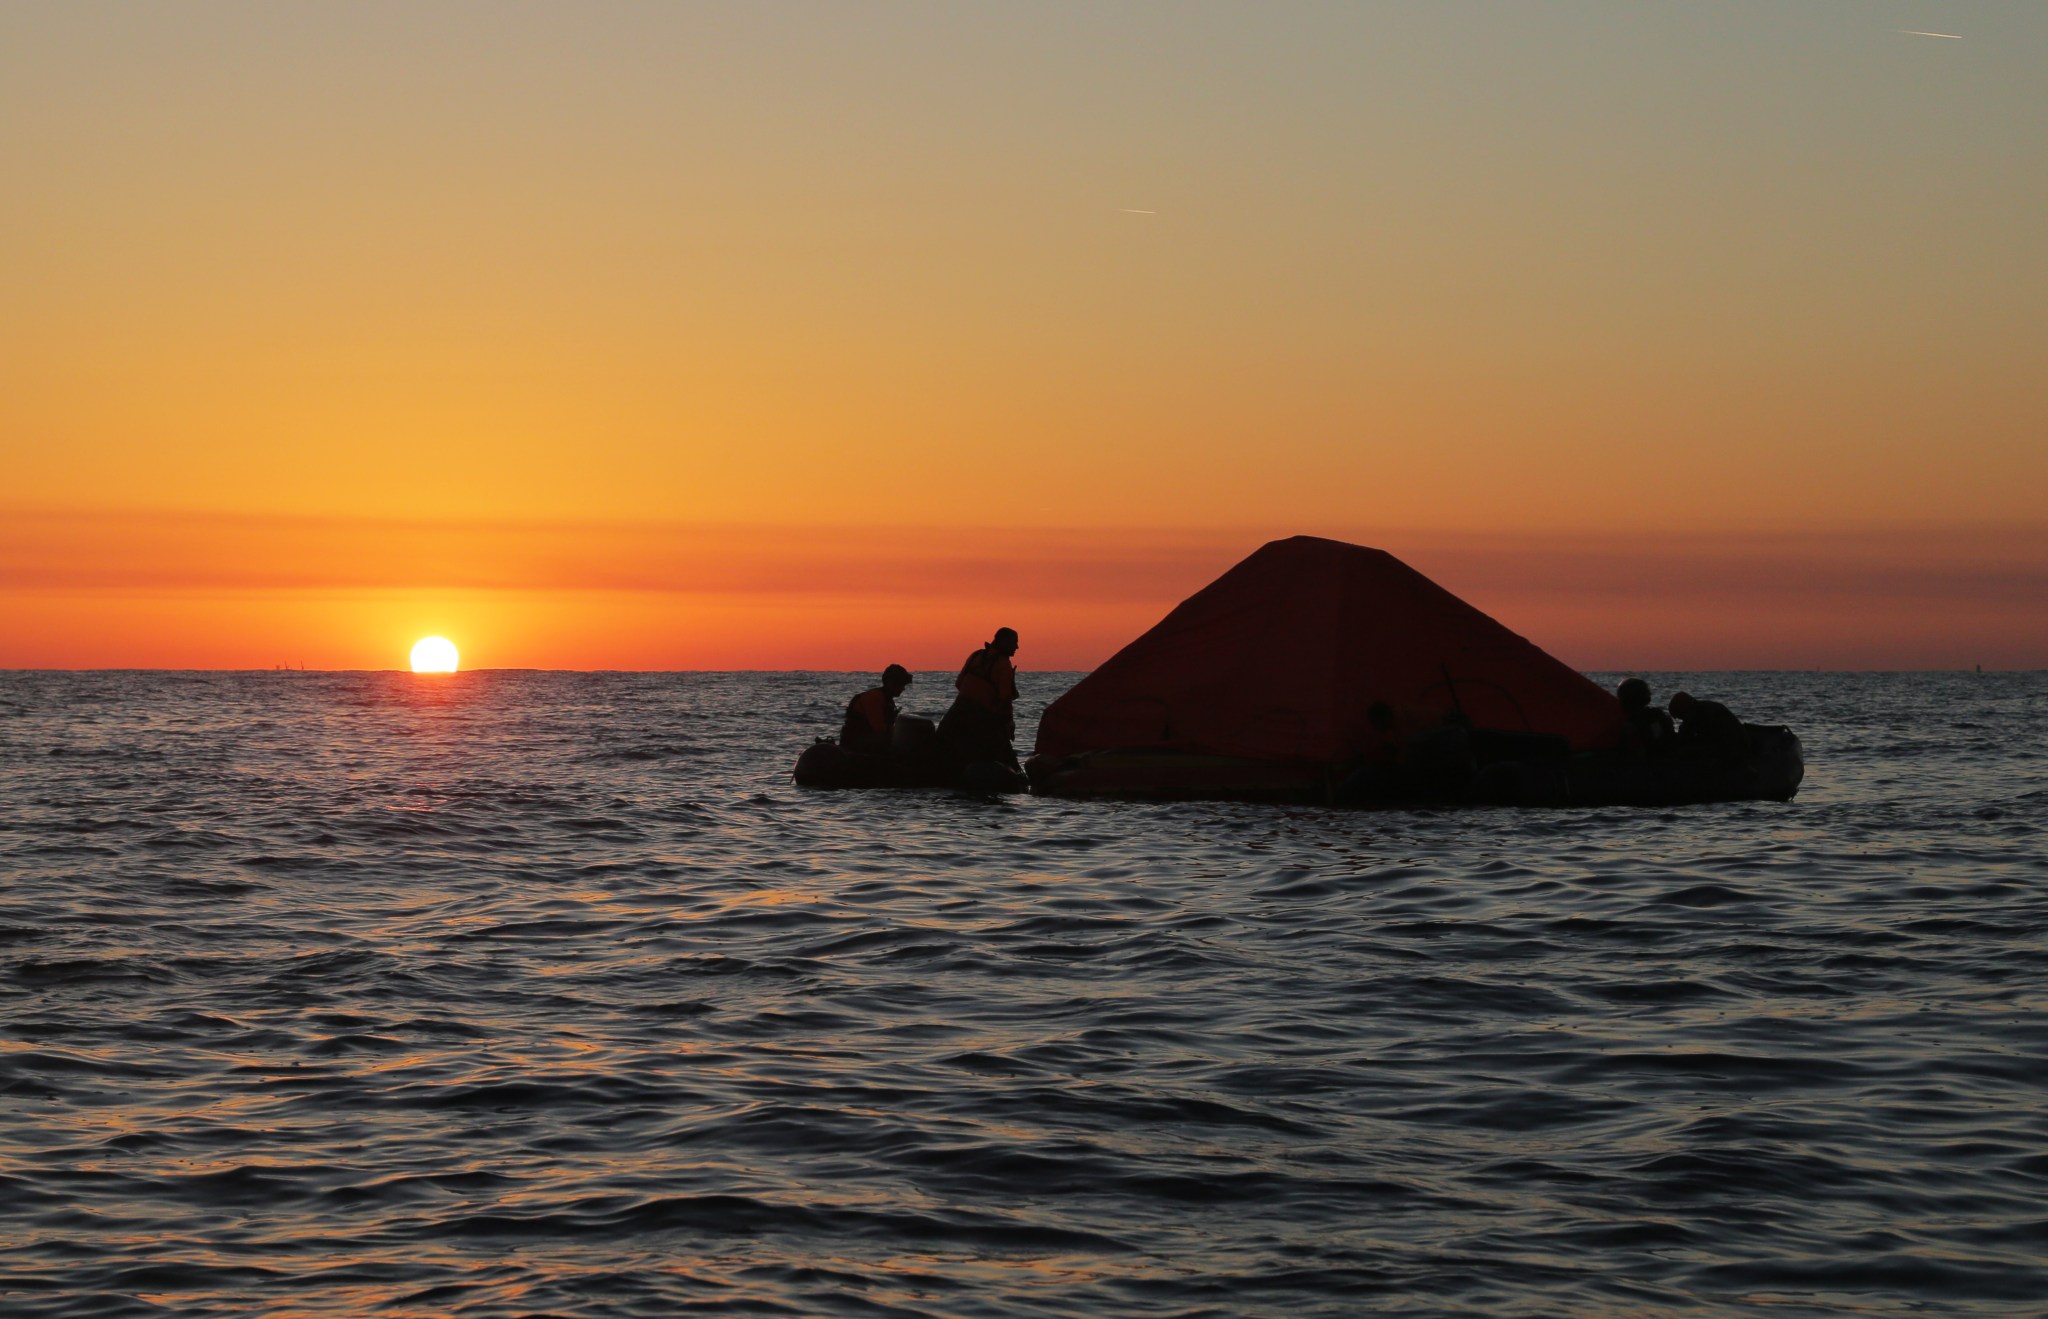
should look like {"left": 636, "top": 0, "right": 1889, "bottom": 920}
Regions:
{"left": 1026, "top": 724, "right": 1803, "bottom": 808}
{"left": 792, "top": 715, "right": 1028, "bottom": 794}
{"left": 793, "top": 740, "right": 1027, "bottom": 794}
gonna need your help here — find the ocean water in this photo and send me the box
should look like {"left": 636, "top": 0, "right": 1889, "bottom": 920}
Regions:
{"left": 1, "top": 669, "right": 2042, "bottom": 1318}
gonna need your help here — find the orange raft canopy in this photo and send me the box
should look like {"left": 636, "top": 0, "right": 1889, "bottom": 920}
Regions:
{"left": 1030, "top": 536, "right": 1624, "bottom": 795}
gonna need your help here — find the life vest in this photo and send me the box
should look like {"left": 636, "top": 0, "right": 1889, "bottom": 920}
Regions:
{"left": 955, "top": 648, "right": 1017, "bottom": 714}
{"left": 841, "top": 688, "right": 896, "bottom": 749}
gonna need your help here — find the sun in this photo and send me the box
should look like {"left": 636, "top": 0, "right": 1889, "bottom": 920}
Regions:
{"left": 410, "top": 636, "right": 460, "bottom": 673}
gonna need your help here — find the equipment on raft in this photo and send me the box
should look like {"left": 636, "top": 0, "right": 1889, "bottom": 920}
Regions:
{"left": 793, "top": 715, "right": 1028, "bottom": 794}
{"left": 1026, "top": 535, "right": 1806, "bottom": 809}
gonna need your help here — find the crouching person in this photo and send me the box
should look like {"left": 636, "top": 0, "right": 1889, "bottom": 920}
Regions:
{"left": 841, "top": 665, "right": 913, "bottom": 756}
{"left": 1669, "top": 690, "right": 1749, "bottom": 766}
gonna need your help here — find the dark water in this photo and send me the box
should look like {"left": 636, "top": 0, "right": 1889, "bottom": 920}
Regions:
{"left": 2, "top": 670, "right": 2043, "bottom": 1317}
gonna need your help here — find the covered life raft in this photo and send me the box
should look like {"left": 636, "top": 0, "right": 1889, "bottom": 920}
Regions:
{"left": 1024, "top": 536, "right": 1802, "bottom": 808}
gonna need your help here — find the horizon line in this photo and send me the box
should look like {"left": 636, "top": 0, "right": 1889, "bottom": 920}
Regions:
{"left": 6, "top": 665, "right": 2038, "bottom": 676}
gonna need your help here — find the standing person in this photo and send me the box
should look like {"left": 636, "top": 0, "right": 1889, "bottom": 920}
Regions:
{"left": 940, "top": 627, "right": 1020, "bottom": 766}
{"left": 840, "top": 665, "right": 912, "bottom": 756}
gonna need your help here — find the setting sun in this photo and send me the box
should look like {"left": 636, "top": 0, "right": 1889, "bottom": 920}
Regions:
{"left": 410, "top": 636, "right": 459, "bottom": 673}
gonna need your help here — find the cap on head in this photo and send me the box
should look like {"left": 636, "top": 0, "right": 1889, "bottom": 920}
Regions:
{"left": 882, "top": 664, "right": 912, "bottom": 690}
{"left": 1669, "top": 691, "right": 1696, "bottom": 717}
{"left": 992, "top": 627, "right": 1019, "bottom": 653}
{"left": 1617, "top": 677, "right": 1651, "bottom": 711}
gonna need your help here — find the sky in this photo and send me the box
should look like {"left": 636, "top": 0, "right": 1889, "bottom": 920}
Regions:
{"left": 3, "top": 1, "right": 2043, "bottom": 670}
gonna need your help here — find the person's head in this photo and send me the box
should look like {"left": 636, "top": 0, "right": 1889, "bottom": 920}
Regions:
{"left": 990, "top": 627, "right": 1019, "bottom": 658}
{"left": 1617, "top": 677, "right": 1651, "bottom": 712}
{"left": 881, "top": 664, "right": 912, "bottom": 696}
{"left": 1366, "top": 701, "right": 1396, "bottom": 733}
{"left": 1669, "top": 691, "right": 1697, "bottom": 719}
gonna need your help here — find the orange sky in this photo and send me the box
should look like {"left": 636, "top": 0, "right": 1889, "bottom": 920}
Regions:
{"left": 3, "top": 4, "right": 2043, "bottom": 669}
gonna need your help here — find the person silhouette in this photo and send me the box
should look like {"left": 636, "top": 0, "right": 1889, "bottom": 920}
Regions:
{"left": 840, "top": 665, "right": 912, "bottom": 756}
{"left": 1669, "top": 690, "right": 1748, "bottom": 764}
{"left": 1616, "top": 677, "right": 1675, "bottom": 758}
{"left": 939, "top": 628, "right": 1020, "bottom": 766}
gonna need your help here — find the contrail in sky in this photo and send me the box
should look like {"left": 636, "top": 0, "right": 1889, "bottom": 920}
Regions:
{"left": 1119, "top": 208, "right": 1157, "bottom": 214}
{"left": 1896, "top": 30, "right": 1962, "bottom": 38}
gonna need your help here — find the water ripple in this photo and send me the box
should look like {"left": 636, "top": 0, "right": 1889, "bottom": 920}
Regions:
{"left": 1, "top": 669, "right": 2044, "bottom": 1316}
